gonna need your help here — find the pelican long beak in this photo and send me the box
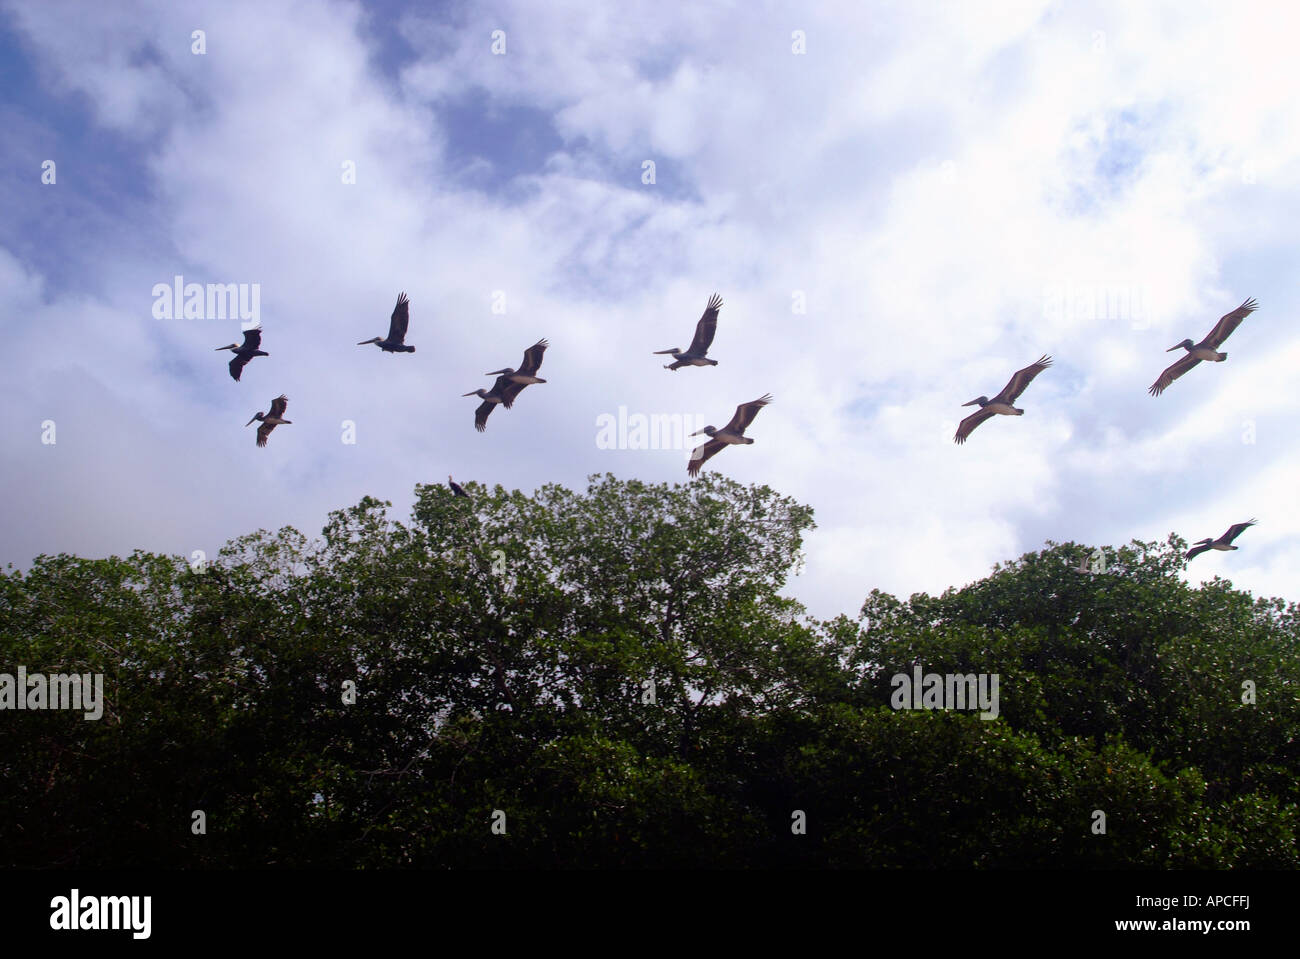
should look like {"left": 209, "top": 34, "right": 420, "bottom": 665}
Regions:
{"left": 1166, "top": 343, "right": 1183, "bottom": 352}
{"left": 689, "top": 429, "right": 706, "bottom": 437}
{"left": 461, "top": 391, "right": 479, "bottom": 397}
{"left": 244, "top": 416, "right": 258, "bottom": 427}
{"left": 484, "top": 369, "right": 510, "bottom": 376}
{"left": 357, "top": 339, "right": 376, "bottom": 345}
{"left": 652, "top": 349, "right": 677, "bottom": 355}
{"left": 215, "top": 344, "right": 237, "bottom": 351}
{"left": 961, "top": 398, "right": 980, "bottom": 407}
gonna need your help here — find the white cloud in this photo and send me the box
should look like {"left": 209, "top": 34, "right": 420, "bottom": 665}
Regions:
{"left": 2, "top": 0, "right": 1298, "bottom": 618}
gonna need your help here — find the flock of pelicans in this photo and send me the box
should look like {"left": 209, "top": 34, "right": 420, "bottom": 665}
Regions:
{"left": 215, "top": 293, "right": 1262, "bottom": 563}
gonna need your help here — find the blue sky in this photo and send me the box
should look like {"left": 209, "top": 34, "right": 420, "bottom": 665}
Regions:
{"left": 1, "top": 0, "right": 1297, "bottom": 619}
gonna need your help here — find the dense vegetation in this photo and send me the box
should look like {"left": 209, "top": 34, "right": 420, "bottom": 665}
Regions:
{"left": 1, "top": 474, "right": 1296, "bottom": 868}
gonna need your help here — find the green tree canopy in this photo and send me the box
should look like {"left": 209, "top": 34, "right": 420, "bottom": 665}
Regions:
{"left": 1, "top": 476, "right": 1295, "bottom": 867}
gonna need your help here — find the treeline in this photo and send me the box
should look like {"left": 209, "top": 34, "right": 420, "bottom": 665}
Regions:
{"left": 1, "top": 474, "right": 1296, "bottom": 867}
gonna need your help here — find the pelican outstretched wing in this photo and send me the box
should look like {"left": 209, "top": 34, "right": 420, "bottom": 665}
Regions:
{"left": 687, "top": 438, "right": 727, "bottom": 477}
{"left": 1222, "top": 519, "right": 1258, "bottom": 545}
{"left": 994, "top": 356, "right": 1052, "bottom": 404}
{"left": 1202, "top": 298, "right": 1257, "bottom": 349}
{"left": 1185, "top": 541, "right": 1213, "bottom": 560}
{"left": 518, "top": 339, "right": 549, "bottom": 377}
{"left": 229, "top": 354, "right": 251, "bottom": 381}
{"left": 687, "top": 294, "right": 722, "bottom": 355}
{"left": 387, "top": 293, "right": 410, "bottom": 343}
{"left": 241, "top": 328, "right": 263, "bottom": 350}
{"left": 474, "top": 401, "right": 495, "bottom": 432}
{"left": 954, "top": 407, "right": 996, "bottom": 444}
{"left": 1148, "top": 353, "right": 1201, "bottom": 396}
{"left": 723, "top": 394, "right": 773, "bottom": 434}
{"left": 268, "top": 395, "right": 289, "bottom": 419}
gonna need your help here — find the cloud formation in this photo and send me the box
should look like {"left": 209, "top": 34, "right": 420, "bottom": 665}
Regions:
{"left": 1, "top": 0, "right": 1297, "bottom": 617}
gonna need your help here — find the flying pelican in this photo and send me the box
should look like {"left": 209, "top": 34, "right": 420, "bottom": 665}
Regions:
{"left": 462, "top": 374, "right": 511, "bottom": 432}
{"left": 687, "top": 394, "right": 773, "bottom": 477}
{"left": 654, "top": 294, "right": 722, "bottom": 370}
{"left": 462, "top": 340, "right": 548, "bottom": 431}
{"left": 246, "top": 395, "right": 291, "bottom": 447}
{"left": 485, "top": 339, "right": 549, "bottom": 406}
{"left": 954, "top": 355, "right": 1053, "bottom": 445}
{"left": 1186, "top": 519, "right": 1257, "bottom": 561}
{"left": 215, "top": 327, "right": 268, "bottom": 382}
{"left": 448, "top": 475, "right": 469, "bottom": 498}
{"left": 1148, "top": 298, "right": 1257, "bottom": 397}
{"left": 357, "top": 292, "right": 416, "bottom": 353}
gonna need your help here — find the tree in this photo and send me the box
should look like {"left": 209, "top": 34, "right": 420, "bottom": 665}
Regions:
{"left": 1, "top": 483, "right": 1296, "bottom": 868}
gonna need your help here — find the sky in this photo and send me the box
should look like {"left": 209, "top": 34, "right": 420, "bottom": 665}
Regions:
{"left": 1, "top": 0, "right": 1297, "bottom": 621}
